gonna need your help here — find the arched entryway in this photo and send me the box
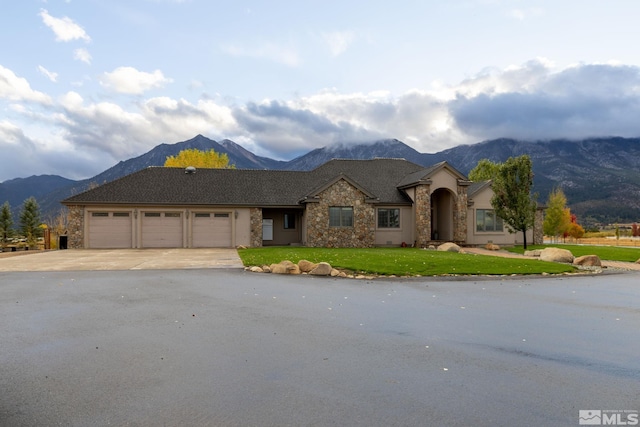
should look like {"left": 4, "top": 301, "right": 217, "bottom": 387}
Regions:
{"left": 430, "top": 188, "right": 455, "bottom": 241}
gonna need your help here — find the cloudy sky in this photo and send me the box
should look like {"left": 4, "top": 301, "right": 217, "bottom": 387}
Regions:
{"left": 2, "top": 0, "right": 640, "bottom": 182}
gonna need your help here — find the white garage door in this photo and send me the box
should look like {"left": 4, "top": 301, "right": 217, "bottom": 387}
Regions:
{"left": 142, "top": 212, "right": 183, "bottom": 248}
{"left": 192, "top": 212, "right": 232, "bottom": 247}
{"left": 88, "top": 212, "right": 132, "bottom": 248}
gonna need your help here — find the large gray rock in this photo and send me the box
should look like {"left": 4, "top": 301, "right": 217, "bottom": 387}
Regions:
{"left": 539, "top": 247, "right": 574, "bottom": 263}
{"left": 310, "top": 262, "right": 333, "bottom": 276}
{"left": 437, "top": 242, "right": 461, "bottom": 252}
{"left": 573, "top": 255, "right": 602, "bottom": 267}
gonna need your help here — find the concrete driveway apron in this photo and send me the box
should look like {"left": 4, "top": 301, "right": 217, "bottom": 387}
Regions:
{"left": 0, "top": 249, "right": 244, "bottom": 272}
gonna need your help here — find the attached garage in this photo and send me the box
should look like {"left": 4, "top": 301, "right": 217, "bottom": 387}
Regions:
{"left": 192, "top": 212, "right": 232, "bottom": 247}
{"left": 88, "top": 211, "right": 133, "bottom": 248}
{"left": 141, "top": 212, "right": 184, "bottom": 248}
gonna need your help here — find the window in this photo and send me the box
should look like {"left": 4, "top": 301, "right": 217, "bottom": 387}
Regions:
{"left": 91, "top": 212, "right": 108, "bottom": 217}
{"left": 113, "top": 212, "right": 130, "bottom": 217}
{"left": 329, "top": 207, "right": 353, "bottom": 227}
{"left": 476, "top": 209, "right": 504, "bottom": 232}
{"left": 214, "top": 213, "right": 229, "bottom": 218}
{"left": 284, "top": 213, "right": 296, "bottom": 229}
{"left": 144, "top": 212, "right": 161, "bottom": 217}
{"left": 378, "top": 208, "right": 400, "bottom": 228}
{"left": 195, "top": 213, "right": 210, "bottom": 218}
{"left": 164, "top": 212, "right": 181, "bottom": 218}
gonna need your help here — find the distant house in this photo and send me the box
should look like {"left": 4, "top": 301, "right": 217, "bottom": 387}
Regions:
{"left": 61, "top": 158, "right": 543, "bottom": 249}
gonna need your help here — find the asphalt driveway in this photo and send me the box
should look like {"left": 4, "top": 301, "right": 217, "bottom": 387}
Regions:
{"left": 0, "top": 248, "right": 244, "bottom": 272}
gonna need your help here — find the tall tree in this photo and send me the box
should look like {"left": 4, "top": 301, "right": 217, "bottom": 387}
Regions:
{"left": 468, "top": 159, "right": 501, "bottom": 181}
{"left": 164, "top": 148, "right": 234, "bottom": 169}
{"left": 19, "top": 197, "right": 42, "bottom": 248}
{"left": 543, "top": 188, "right": 570, "bottom": 242}
{"left": 0, "top": 201, "right": 13, "bottom": 247}
{"left": 490, "top": 155, "right": 538, "bottom": 249}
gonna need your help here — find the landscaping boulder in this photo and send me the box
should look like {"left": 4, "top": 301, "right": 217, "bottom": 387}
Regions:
{"left": 636, "top": 258, "right": 640, "bottom": 264}
{"left": 573, "top": 255, "right": 602, "bottom": 267}
{"left": 249, "top": 266, "right": 264, "bottom": 273}
{"left": 485, "top": 243, "right": 500, "bottom": 251}
{"left": 437, "top": 242, "right": 461, "bottom": 252}
{"left": 298, "top": 259, "right": 318, "bottom": 273}
{"left": 310, "top": 262, "right": 333, "bottom": 276}
{"left": 539, "top": 247, "right": 574, "bottom": 263}
{"left": 524, "top": 249, "right": 542, "bottom": 257}
{"left": 270, "top": 260, "right": 301, "bottom": 275}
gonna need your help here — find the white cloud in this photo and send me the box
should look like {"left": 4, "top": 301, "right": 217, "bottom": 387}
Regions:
{"left": 508, "top": 7, "right": 544, "bottom": 20}
{"left": 221, "top": 42, "right": 300, "bottom": 67}
{"left": 37, "top": 65, "right": 58, "bottom": 82}
{"left": 73, "top": 48, "right": 92, "bottom": 64}
{"left": 39, "top": 9, "right": 91, "bottom": 42}
{"left": 99, "top": 67, "right": 173, "bottom": 95}
{"left": 321, "top": 30, "right": 355, "bottom": 56}
{"left": 0, "top": 65, "right": 52, "bottom": 104}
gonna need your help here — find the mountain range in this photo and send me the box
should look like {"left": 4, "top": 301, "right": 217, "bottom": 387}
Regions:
{"left": 1, "top": 134, "right": 639, "bottom": 227}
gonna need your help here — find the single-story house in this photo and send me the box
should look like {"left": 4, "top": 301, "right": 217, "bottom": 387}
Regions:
{"left": 61, "top": 158, "right": 543, "bottom": 249}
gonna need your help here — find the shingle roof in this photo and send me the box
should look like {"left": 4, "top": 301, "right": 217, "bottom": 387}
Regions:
{"left": 62, "top": 158, "right": 443, "bottom": 207}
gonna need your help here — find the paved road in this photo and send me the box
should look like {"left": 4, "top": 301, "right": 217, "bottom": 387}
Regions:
{"left": 1, "top": 269, "right": 638, "bottom": 426}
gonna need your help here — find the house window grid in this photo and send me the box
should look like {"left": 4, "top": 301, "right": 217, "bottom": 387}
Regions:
{"left": 329, "top": 207, "right": 354, "bottom": 227}
{"left": 476, "top": 209, "right": 504, "bottom": 232}
{"left": 377, "top": 208, "right": 400, "bottom": 228}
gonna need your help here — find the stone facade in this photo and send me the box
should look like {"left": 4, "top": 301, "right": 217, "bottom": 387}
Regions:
{"left": 305, "top": 179, "right": 375, "bottom": 248}
{"left": 453, "top": 183, "right": 468, "bottom": 242}
{"left": 249, "top": 207, "right": 263, "bottom": 247}
{"left": 67, "top": 205, "right": 84, "bottom": 249}
{"left": 534, "top": 208, "right": 544, "bottom": 245}
{"left": 414, "top": 184, "right": 431, "bottom": 247}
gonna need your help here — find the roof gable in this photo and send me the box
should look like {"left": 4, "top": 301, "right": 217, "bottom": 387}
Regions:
{"left": 397, "top": 161, "right": 468, "bottom": 188}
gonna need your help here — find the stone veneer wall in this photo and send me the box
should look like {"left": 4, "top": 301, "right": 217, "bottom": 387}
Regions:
{"left": 250, "top": 207, "right": 263, "bottom": 247}
{"left": 305, "top": 179, "right": 375, "bottom": 248}
{"left": 453, "top": 184, "right": 468, "bottom": 242}
{"left": 414, "top": 184, "right": 431, "bottom": 247}
{"left": 67, "top": 205, "right": 84, "bottom": 249}
{"left": 534, "top": 208, "right": 544, "bottom": 245}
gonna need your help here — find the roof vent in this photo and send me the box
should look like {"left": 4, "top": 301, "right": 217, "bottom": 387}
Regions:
{"left": 185, "top": 166, "right": 196, "bottom": 174}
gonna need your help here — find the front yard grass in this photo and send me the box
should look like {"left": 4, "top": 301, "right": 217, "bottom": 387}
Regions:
{"left": 238, "top": 247, "right": 575, "bottom": 276}
{"left": 507, "top": 244, "right": 640, "bottom": 262}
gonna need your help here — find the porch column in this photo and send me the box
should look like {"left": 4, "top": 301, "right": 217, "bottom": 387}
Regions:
{"left": 414, "top": 184, "right": 431, "bottom": 247}
{"left": 250, "top": 208, "right": 263, "bottom": 247}
{"left": 453, "top": 182, "right": 469, "bottom": 243}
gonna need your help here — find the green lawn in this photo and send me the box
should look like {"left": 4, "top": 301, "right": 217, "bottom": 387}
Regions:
{"left": 238, "top": 247, "right": 575, "bottom": 276}
{"left": 507, "top": 244, "right": 640, "bottom": 262}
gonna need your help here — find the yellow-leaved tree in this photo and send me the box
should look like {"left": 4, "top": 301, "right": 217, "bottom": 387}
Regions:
{"left": 164, "top": 148, "right": 235, "bottom": 169}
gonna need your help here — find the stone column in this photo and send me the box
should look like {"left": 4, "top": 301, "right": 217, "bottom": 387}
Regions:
{"left": 453, "top": 183, "right": 469, "bottom": 243}
{"left": 534, "top": 207, "right": 544, "bottom": 245}
{"left": 414, "top": 184, "right": 431, "bottom": 247}
{"left": 250, "top": 208, "right": 263, "bottom": 247}
{"left": 67, "top": 205, "right": 84, "bottom": 249}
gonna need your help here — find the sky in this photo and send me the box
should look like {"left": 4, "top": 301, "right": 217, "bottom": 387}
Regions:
{"left": 2, "top": 0, "right": 640, "bottom": 182}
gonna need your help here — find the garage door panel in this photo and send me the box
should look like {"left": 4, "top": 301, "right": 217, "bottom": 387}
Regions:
{"left": 193, "top": 213, "right": 231, "bottom": 247}
{"left": 142, "top": 212, "right": 183, "bottom": 248}
{"left": 88, "top": 212, "right": 132, "bottom": 248}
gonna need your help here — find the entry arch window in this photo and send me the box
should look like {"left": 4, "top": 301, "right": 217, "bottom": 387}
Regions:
{"left": 378, "top": 208, "right": 400, "bottom": 228}
{"left": 476, "top": 209, "right": 504, "bottom": 232}
{"left": 329, "top": 207, "right": 353, "bottom": 227}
